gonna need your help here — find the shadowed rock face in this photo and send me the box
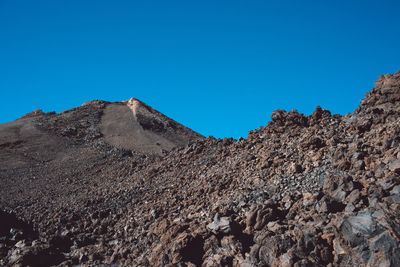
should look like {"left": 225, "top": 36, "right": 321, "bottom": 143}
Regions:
{"left": 1, "top": 71, "right": 400, "bottom": 266}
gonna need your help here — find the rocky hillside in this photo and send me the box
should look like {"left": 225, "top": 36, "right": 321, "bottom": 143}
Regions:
{"left": 1, "top": 71, "right": 400, "bottom": 266}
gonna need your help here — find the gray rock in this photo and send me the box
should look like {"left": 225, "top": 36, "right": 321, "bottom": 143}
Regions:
{"left": 316, "top": 198, "right": 328, "bottom": 213}
{"left": 388, "top": 160, "right": 400, "bottom": 173}
{"left": 385, "top": 194, "right": 400, "bottom": 204}
{"left": 346, "top": 189, "right": 360, "bottom": 204}
{"left": 207, "top": 214, "right": 231, "bottom": 233}
{"left": 14, "top": 240, "right": 26, "bottom": 248}
{"left": 259, "top": 245, "right": 277, "bottom": 266}
{"left": 379, "top": 176, "right": 399, "bottom": 191}
{"left": 390, "top": 185, "right": 400, "bottom": 195}
{"left": 367, "top": 232, "right": 400, "bottom": 266}
{"left": 341, "top": 212, "right": 377, "bottom": 247}
{"left": 345, "top": 203, "right": 355, "bottom": 212}
{"left": 353, "top": 160, "right": 365, "bottom": 170}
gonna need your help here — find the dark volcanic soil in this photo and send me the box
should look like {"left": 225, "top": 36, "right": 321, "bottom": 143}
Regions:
{"left": 1, "top": 72, "right": 400, "bottom": 266}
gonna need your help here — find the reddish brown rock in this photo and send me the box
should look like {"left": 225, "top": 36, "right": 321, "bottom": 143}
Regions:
{"left": 1, "top": 71, "right": 400, "bottom": 266}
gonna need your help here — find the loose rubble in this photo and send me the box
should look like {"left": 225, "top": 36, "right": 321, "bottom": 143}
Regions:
{"left": 1, "top": 71, "right": 400, "bottom": 266}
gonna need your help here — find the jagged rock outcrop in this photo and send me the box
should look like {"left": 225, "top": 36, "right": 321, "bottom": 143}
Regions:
{"left": 1, "top": 71, "right": 400, "bottom": 266}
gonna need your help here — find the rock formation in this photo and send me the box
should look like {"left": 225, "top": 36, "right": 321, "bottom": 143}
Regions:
{"left": 1, "top": 71, "right": 400, "bottom": 266}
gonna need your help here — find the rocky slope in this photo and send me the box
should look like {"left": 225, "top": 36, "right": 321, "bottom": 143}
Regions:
{"left": 1, "top": 71, "right": 400, "bottom": 266}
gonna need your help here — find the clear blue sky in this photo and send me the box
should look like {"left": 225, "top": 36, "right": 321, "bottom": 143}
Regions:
{"left": 1, "top": 0, "right": 399, "bottom": 138}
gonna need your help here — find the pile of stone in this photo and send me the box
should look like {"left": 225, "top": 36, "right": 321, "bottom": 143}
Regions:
{"left": 1, "top": 71, "right": 400, "bottom": 266}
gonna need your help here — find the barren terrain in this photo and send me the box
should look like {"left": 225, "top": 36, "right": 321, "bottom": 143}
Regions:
{"left": 1, "top": 72, "right": 400, "bottom": 266}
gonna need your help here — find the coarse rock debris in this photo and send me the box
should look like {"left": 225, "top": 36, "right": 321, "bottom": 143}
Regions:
{"left": 1, "top": 71, "right": 400, "bottom": 266}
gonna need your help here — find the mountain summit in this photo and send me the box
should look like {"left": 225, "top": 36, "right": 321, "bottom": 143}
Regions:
{"left": 100, "top": 97, "right": 203, "bottom": 155}
{"left": 1, "top": 97, "right": 203, "bottom": 168}
{"left": 1, "top": 72, "right": 400, "bottom": 266}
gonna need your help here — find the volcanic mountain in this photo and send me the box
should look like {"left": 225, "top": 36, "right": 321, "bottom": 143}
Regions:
{"left": 1, "top": 72, "right": 400, "bottom": 266}
{"left": 0, "top": 98, "right": 203, "bottom": 225}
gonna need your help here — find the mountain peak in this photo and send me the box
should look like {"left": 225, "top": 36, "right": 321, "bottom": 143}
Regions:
{"left": 100, "top": 98, "right": 203, "bottom": 155}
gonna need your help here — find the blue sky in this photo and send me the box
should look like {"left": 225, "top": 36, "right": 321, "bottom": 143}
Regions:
{"left": 1, "top": 0, "right": 399, "bottom": 138}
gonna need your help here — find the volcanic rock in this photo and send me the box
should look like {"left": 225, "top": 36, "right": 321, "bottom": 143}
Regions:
{"left": 1, "top": 71, "right": 400, "bottom": 266}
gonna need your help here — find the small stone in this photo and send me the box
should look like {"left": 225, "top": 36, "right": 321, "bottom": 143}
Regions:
{"left": 14, "top": 240, "right": 26, "bottom": 248}
{"left": 378, "top": 176, "right": 399, "bottom": 190}
{"left": 207, "top": 214, "right": 231, "bottom": 233}
{"left": 353, "top": 160, "right": 365, "bottom": 170}
{"left": 266, "top": 221, "right": 281, "bottom": 233}
{"left": 372, "top": 210, "right": 384, "bottom": 220}
{"left": 279, "top": 252, "right": 293, "bottom": 267}
{"left": 346, "top": 189, "right": 360, "bottom": 204}
{"left": 345, "top": 203, "right": 355, "bottom": 212}
{"left": 302, "top": 192, "right": 316, "bottom": 206}
{"left": 391, "top": 185, "right": 400, "bottom": 195}
{"left": 369, "top": 197, "right": 378, "bottom": 208}
{"left": 333, "top": 238, "right": 346, "bottom": 255}
{"left": 385, "top": 194, "right": 400, "bottom": 204}
{"left": 388, "top": 160, "right": 400, "bottom": 173}
{"left": 150, "top": 208, "right": 157, "bottom": 217}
